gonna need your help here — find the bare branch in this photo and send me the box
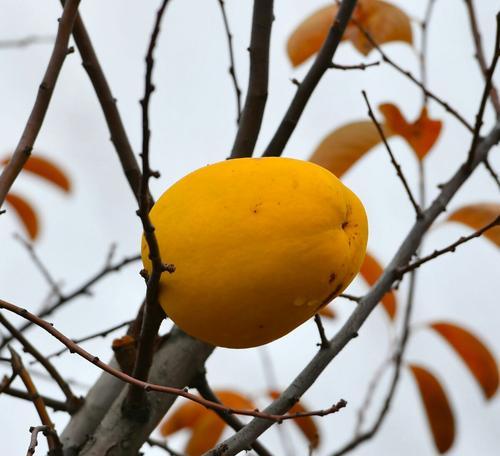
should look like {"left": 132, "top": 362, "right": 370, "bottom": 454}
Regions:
{"left": 0, "top": 35, "right": 53, "bottom": 49}
{"left": 329, "top": 61, "right": 380, "bottom": 71}
{"left": 230, "top": 0, "right": 274, "bottom": 158}
{"left": 9, "top": 348, "right": 62, "bottom": 455}
{"left": 146, "top": 438, "right": 185, "bottom": 456}
{"left": 208, "top": 117, "right": 500, "bottom": 455}
{"left": 398, "top": 215, "right": 500, "bottom": 275}
{"left": 0, "top": 0, "right": 81, "bottom": 208}
{"left": 362, "top": 91, "right": 423, "bottom": 219}
{"left": 263, "top": 0, "right": 358, "bottom": 156}
{"left": 484, "top": 158, "right": 500, "bottom": 190}
{"left": 216, "top": 0, "right": 242, "bottom": 124}
{"left": 467, "top": 13, "right": 500, "bottom": 164}
{"left": 0, "top": 252, "right": 140, "bottom": 349}
{"left": 419, "top": 0, "right": 437, "bottom": 105}
{"left": 313, "top": 314, "right": 329, "bottom": 349}
{"left": 194, "top": 375, "right": 274, "bottom": 456}
{"left": 126, "top": 0, "right": 171, "bottom": 418}
{"left": 3, "top": 386, "right": 69, "bottom": 412}
{"left": 353, "top": 18, "right": 474, "bottom": 132}
{"left": 26, "top": 425, "right": 54, "bottom": 456}
{"left": 0, "top": 313, "right": 81, "bottom": 412}
{"left": 464, "top": 0, "right": 500, "bottom": 115}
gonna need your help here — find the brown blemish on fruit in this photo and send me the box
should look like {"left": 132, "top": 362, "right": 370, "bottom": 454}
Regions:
{"left": 258, "top": 324, "right": 264, "bottom": 329}
{"left": 342, "top": 221, "right": 349, "bottom": 230}
{"left": 329, "top": 272, "right": 336, "bottom": 284}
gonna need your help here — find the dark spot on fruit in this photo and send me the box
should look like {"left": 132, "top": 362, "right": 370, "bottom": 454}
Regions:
{"left": 329, "top": 272, "right": 336, "bottom": 284}
{"left": 342, "top": 221, "right": 349, "bottom": 229}
{"left": 333, "top": 283, "right": 344, "bottom": 295}
{"left": 258, "top": 324, "right": 264, "bottom": 329}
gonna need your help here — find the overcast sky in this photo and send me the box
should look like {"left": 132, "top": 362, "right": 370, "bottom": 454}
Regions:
{"left": 1, "top": 1, "right": 499, "bottom": 455}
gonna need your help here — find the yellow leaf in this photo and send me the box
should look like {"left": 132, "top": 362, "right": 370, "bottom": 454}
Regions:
{"left": 160, "top": 399, "right": 204, "bottom": 436}
{"left": 269, "top": 390, "right": 320, "bottom": 448}
{"left": 2, "top": 154, "right": 71, "bottom": 192}
{"left": 186, "top": 412, "right": 226, "bottom": 456}
{"left": 430, "top": 322, "right": 498, "bottom": 399}
{"left": 5, "top": 193, "right": 39, "bottom": 240}
{"left": 310, "top": 121, "right": 392, "bottom": 177}
{"left": 379, "top": 104, "right": 442, "bottom": 160}
{"left": 446, "top": 203, "right": 500, "bottom": 247}
{"left": 409, "top": 364, "right": 455, "bottom": 454}
{"left": 359, "top": 252, "right": 396, "bottom": 320}
{"left": 287, "top": 0, "right": 412, "bottom": 66}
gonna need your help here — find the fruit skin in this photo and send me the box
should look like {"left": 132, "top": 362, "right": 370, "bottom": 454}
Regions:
{"left": 142, "top": 157, "right": 368, "bottom": 348}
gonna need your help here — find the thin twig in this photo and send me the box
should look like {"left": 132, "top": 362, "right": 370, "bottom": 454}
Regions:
{"left": 419, "top": 0, "right": 437, "bottom": 105}
{"left": 467, "top": 13, "right": 500, "bottom": 165}
{"left": 464, "top": 0, "right": 500, "bottom": 115}
{"left": 194, "top": 375, "right": 274, "bottom": 456}
{"left": 0, "top": 35, "right": 54, "bottom": 49}
{"left": 484, "top": 158, "right": 500, "bottom": 190}
{"left": 0, "top": 313, "right": 81, "bottom": 412}
{"left": 353, "top": 18, "right": 474, "bottom": 132}
{"left": 9, "top": 348, "right": 62, "bottom": 455}
{"left": 26, "top": 425, "right": 53, "bottom": 456}
{"left": 329, "top": 61, "right": 380, "bottom": 71}
{"left": 2, "top": 386, "right": 69, "bottom": 412}
{"left": 263, "top": 0, "right": 358, "bottom": 156}
{"left": 0, "top": 295, "right": 348, "bottom": 423}
{"left": 230, "top": 0, "right": 274, "bottom": 158}
{"left": 0, "top": 0, "right": 81, "bottom": 207}
{"left": 216, "top": 0, "right": 242, "bottom": 124}
{"left": 398, "top": 215, "right": 500, "bottom": 275}
{"left": 362, "top": 91, "right": 423, "bottom": 218}
{"left": 126, "top": 0, "right": 172, "bottom": 418}
{"left": 14, "top": 234, "right": 62, "bottom": 298}
{"left": 0, "top": 252, "right": 140, "bottom": 349}
{"left": 314, "top": 314, "right": 329, "bottom": 349}
{"left": 35, "top": 318, "right": 134, "bottom": 363}
{"left": 339, "top": 293, "right": 361, "bottom": 303}
{"left": 208, "top": 115, "right": 500, "bottom": 455}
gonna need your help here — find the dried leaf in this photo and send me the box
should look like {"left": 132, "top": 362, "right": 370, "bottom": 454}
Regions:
{"left": 359, "top": 252, "right": 396, "bottom": 320}
{"left": 446, "top": 203, "right": 500, "bottom": 246}
{"left": 1, "top": 155, "right": 71, "bottom": 192}
{"left": 345, "top": 0, "right": 413, "bottom": 56}
{"left": 186, "top": 412, "right": 226, "bottom": 456}
{"left": 430, "top": 322, "right": 498, "bottom": 399}
{"left": 159, "top": 390, "right": 255, "bottom": 454}
{"left": 160, "top": 399, "right": 203, "bottom": 436}
{"left": 319, "top": 305, "right": 336, "bottom": 319}
{"left": 409, "top": 364, "right": 455, "bottom": 454}
{"left": 379, "top": 104, "right": 442, "bottom": 160}
{"left": 287, "top": 0, "right": 412, "bottom": 66}
{"left": 310, "top": 121, "right": 392, "bottom": 177}
{"left": 269, "top": 390, "right": 320, "bottom": 448}
{"left": 5, "top": 193, "right": 39, "bottom": 240}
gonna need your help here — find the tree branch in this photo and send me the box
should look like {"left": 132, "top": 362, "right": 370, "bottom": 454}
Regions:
{"left": 263, "top": 0, "right": 358, "bottom": 156}
{"left": 207, "top": 117, "right": 500, "bottom": 455}
{"left": 0, "top": 0, "right": 81, "bottom": 208}
{"left": 362, "top": 91, "right": 423, "bottom": 219}
{"left": 230, "top": 0, "right": 274, "bottom": 158}
{"left": 464, "top": 0, "right": 500, "bottom": 115}
{"left": 26, "top": 425, "right": 55, "bottom": 456}
{"left": 216, "top": 0, "right": 242, "bottom": 124}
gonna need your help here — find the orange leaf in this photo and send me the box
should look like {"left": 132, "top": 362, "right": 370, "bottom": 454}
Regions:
{"left": 287, "top": 0, "right": 412, "bottom": 66}
{"left": 269, "top": 390, "right": 320, "bottom": 448}
{"left": 359, "top": 252, "right": 396, "bottom": 320}
{"left": 186, "top": 412, "right": 226, "bottom": 456}
{"left": 409, "top": 364, "right": 455, "bottom": 454}
{"left": 430, "top": 322, "right": 498, "bottom": 399}
{"left": 346, "top": 0, "right": 413, "bottom": 56}
{"left": 310, "top": 121, "right": 392, "bottom": 177}
{"left": 160, "top": 399, "right": 204, "bottom": 436}
{"left": 379, "top": 104, "right": 442, "bottom": 160}
{"left": 159, "top": 390, "right": 255, "bottom": 452}
{"left": 319, "top": 305, "right": 336, "bottom": 319}
{"left": 446, "top": 203, "right": 500, "bottom": 247}
{"left": 5, "top": 193, "right": 39, "bottom": 240}
{"left": 1, "top": 155, "right": 71, "bottom": 192}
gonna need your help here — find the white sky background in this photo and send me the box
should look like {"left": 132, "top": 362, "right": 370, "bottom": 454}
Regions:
{"left": 0, "top": 0, "right": 499, "bottom": 454}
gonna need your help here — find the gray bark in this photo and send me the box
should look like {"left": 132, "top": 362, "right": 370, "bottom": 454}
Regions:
{"left": 76, "top": 328, "right": 213, "bottom": 456}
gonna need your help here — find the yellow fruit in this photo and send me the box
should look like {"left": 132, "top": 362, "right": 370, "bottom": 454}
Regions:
{"left": 142, "top": 157, "right": 368, "bottom": 348}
